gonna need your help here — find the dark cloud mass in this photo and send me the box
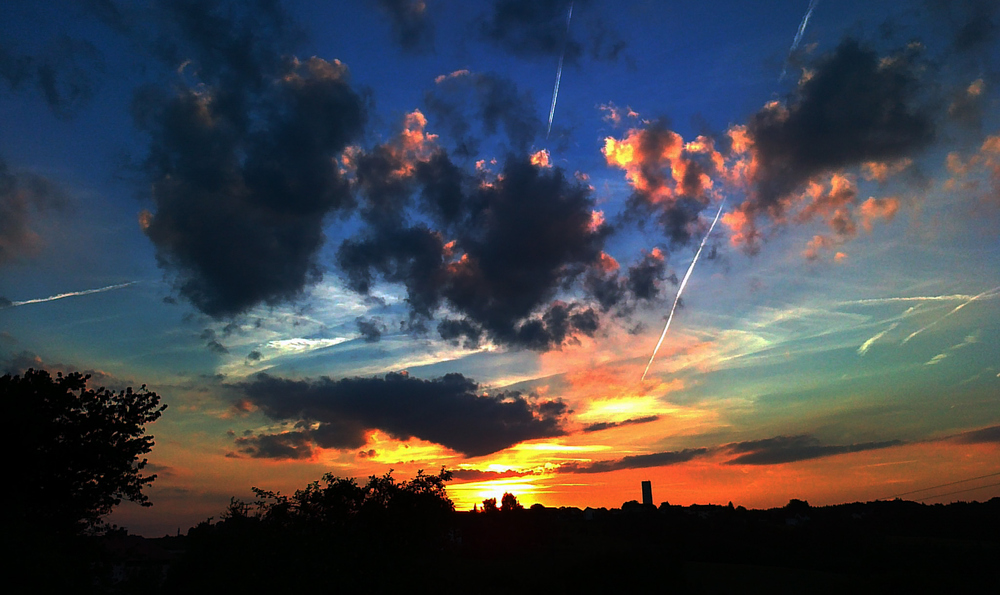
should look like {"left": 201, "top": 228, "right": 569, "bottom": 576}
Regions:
{"left": 950, "top": 425, "right": 1000, "bottom": 444}
{"left": 377, "top": 0, "right": 434, "bottom": 52}
{"left": 356, "top": 317, "right": 384, "bottom": 343}
{"left": 235, "top": 372, "right": 568, "bottom": 458}
{"left": 747, "top": 40, "right": 935, "bottom": 213}
{"left": 0, "top": 157, "right": 67, "bottom": 265}
{"left": 339, "top": 154, "right": 610, "bottom": 351}
{"left": 482, "top": 0, "right": 583, "bottom": 64}
{"left": 425, "top": 72, "right": 542, "bottom": 153}
{"left": 135, "top": 1, "right": 367, "bottom": 317}
{"left": 561, "top": 448, "right": 711, "bottom": 473}
{"left": 723, "top": 435, "right": 904, "bottom": 465}
{"left": 480, "top": 0, "right": 625, "bottom": 65}
{"left": 0, "top": 36, "right": 104, "bottom": 119}
{"left": 581, "top": 415, "right": 660, "bottom": 433}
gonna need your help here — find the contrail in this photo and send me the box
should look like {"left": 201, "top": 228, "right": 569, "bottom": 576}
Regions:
{"left": 641, "top": 200, "right": 725, "bottom": 381}
{"left": 546, "top": 2, "right": 574, "bottom": 139}
{"left": 780, "top": 0, "right": 819, "bottom": 81}
{"left": 901, "top": 285, "right": 1000, "bottom": 344}
{"left": 6, "top": 282, "right": 136, "bottom": 307}
{"left": 857, "top": 322, "right": 899, "bottom": 356}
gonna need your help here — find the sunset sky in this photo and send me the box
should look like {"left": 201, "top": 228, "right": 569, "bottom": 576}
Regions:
{"left": 2, "top": 0, "right": 999, "bottom": 536}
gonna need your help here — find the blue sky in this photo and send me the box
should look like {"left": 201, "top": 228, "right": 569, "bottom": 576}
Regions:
{"left": 2, "top": 0, "right": 998, "bottom": 536}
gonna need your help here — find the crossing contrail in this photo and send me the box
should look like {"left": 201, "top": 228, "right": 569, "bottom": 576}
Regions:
{"left": 641, "top": 201, "right": 725, "bottom": 381}
{"left": 546, "top": 2, "right": 574, "bottom": 139}
{"left": 901, "top": 285, "right": 1000, "bottom": 344}
{"left": 5, "top": 282, "right": 136, "bottom": 308}
{"left": 857, "top": 322, "right": 899, "bottom": 356}
{"left": 780, "top": 0, "right": 819, "bottom": 81}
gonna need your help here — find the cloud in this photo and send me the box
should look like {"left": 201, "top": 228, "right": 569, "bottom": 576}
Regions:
{"left": 424, "top": 71, "right": 542, "bottom": 153}
{"left": 581, "top": 415, "right": 660, "bottom": 433}
{"left": 338, "top": 153, "right": 612, "bottom": 351}
{"left": 722, "top": 435, "right": 904, "bottom": 465}
{"left": 733, "top": 40, "right": 934, "bottom": 244}
{"left": 0, "top": 35, "right": 104, "bottom": 119}
{"left": 356, "top": 317, "right": 385, "bottom": 343}
{"left": 480, "top": 0, "right": 625, "bottom": 64}
{"left": 135, "top": 1, "right": 367, "bottom": 317}
{"left": 376, "top": 0, "right": 433, "bottom": 52}
{"left": 0, "top": 157, "right": 68, "bottom": 265}
{"left": 949, "top": 425, "right": 1000, "bottom": 444}
{"left": 560, "top": 448, "right": 711, "bottom": 473}
{"left": 451, "top": 468, "right": 537, "bottom": 481}
{"left": 925, "top": 0, "right": 999, "bottom": 55}
{"left": 235, "top": 430, "right": 314, "bottom": 460}
{"left": 604, "top": 122, "right": 726, "bottom": 247}
{"left": 234, "top": 372, "right": 569, "bottom": 457}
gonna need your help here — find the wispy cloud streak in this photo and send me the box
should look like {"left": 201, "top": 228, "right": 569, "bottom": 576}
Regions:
{"left": 780, "top": 0, "right": 819, "bottom": 81}
{"left": 857, "top": 322, "right": 899, "bottom": 356}
{"left": 641, "top": 200, "right": 725, "bottom": 381}
{"left": 902, "top": 286, "right": 1000, "bottom": 344}
{"left": 7, "top": 282, "right": 136, "bottom": 307}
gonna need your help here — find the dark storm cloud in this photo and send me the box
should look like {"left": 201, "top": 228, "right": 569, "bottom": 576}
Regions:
{"left": 0, "top": 36, "right": 104, "bottom": 119}
{"left": 425, "top": 72, "right": 541, "bottom": 152}
{"left": 356, "top": 317, "right": 384, "bottom": 343}
{"left": 0, "top": 157, "right": 68, "bottom": 265}
{"left": 626, "top": 250, "right": 669, "bottom": 301}
{"left": 722, "top": 435, "right": 904, "bottom": 465}
{"left": 581, "top": 415, "right": 660, "bottom": 434}
{"left": 746, "top": 39, "right": 935, "bottom": 214}
{"left": 480, "top": 0, "right": 625, "bottom": 65}
{"left": 560, "top": 448, "right": 711, "bottom": 473}
{"left": 234, "top": 372, "right": 568, "bottom": 458}
{"left": 135, "top": 5, "right": 367, "bottom": 317}
{"left": 338, "top": 223, "right": 447, "bottom": 320}
{"left": 583, "top": 249, "right": 675, "bottom": 318}
{"left": 950, "top": 425, "right": 1000, "bottom": 444}
{"left": 235, "top": 430, "right": 314, "bottom": 460}
{"left": 376, "top": 0, "right": 434, "bottom": 52}
{"left": 339, "top": 154, "right": 610, "bottom": 351}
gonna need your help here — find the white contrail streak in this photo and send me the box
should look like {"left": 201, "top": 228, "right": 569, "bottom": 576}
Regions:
{"left": 641, "top": 201, "right": 725, "bottom": 381}
{"left": 780, "top": 0, "right": 819, "bottom": 81}
{"left": 546, "top": 2, "right": 574, "bottom": 139}
{"left": 857, "top": 322, "right": 899, "bottom": 356}
{"left": 7, "top": 282, "right": 136, "bottom": 307}
{"left": 901, "top": 285, "right": 1000, "bottom": 344}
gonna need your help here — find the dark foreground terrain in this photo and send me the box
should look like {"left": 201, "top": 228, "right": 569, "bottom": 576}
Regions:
{"left": 58, "top": 497, "right": 1000, "bottom": 594}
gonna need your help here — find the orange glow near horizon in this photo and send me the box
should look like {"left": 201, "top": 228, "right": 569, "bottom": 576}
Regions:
{"left": 443, "top": 440, "right": 999, "bottom": 513}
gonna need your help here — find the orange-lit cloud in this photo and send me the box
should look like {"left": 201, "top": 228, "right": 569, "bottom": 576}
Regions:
{"left": 858, "top": 196, "right": 901, "bottom": 233}
{"left": 530, "top": 148, "right": 551, "bottom": 168}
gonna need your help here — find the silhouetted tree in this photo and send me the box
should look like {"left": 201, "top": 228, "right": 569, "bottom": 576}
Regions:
{"left": 167, "top": 468, "right": 455, "bottom": 590}
{"left": 481, "top": 497, "right": 499, "bottom": 513}
{"left": 6, "top": 368, "right": 166, "bottom": 534}
{"left": 501, "top": 492, "right": 523, "bottom": 512}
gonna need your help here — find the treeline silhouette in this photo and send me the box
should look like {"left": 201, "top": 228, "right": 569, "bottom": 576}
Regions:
{"left": 111, "top": 481, "right": 999, "bottom": 594}
{"left": 7, "top": 366, "right": 999, "bottom": 593}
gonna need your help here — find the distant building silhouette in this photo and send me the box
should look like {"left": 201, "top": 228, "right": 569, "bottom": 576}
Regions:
{"left": 641, "top": 481, "right": 652, "bottom": 507}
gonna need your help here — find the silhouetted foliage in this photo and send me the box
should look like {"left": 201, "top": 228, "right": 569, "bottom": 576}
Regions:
{"left": 481, "top": 496, "right": 499, "bottom": 513}
{"left": 166, "top": 468, "right": 455, "bottom": 591}
{"left": 5, "top": 367, "right": 165, "bottom": 591}
{"left": 500, "top": 492, "right": 523, "bottom": 512}
{"left": 6, "top": 368, "right": 166, "bottom": 534}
